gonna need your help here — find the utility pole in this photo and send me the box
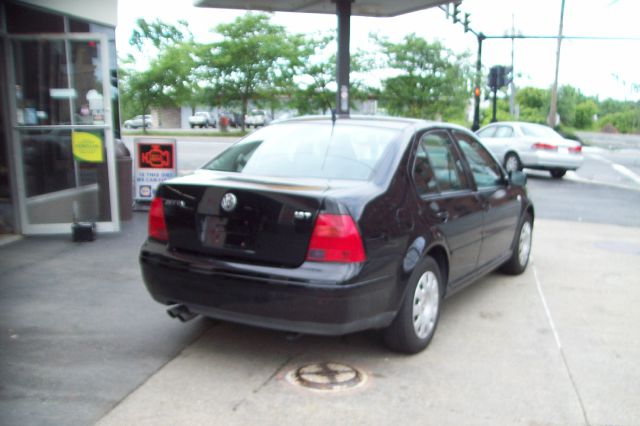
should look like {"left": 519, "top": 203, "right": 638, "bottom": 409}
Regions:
{"left": 472, "top": 32, "right": 484, "bottom": 131}
{"left": 548, "top": 0, "right": 566, "bottom": 127}
{"left": 509, "top": 13, "right": 516, "bottom": 117}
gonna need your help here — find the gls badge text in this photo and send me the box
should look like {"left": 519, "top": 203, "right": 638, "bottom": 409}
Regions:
{"left": 294, "top": 211, "right": 312, "bottom": 220}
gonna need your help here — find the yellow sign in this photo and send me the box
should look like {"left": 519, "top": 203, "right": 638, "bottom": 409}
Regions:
{"left": 72, "top": 131, "right": 104, "bottom": 163}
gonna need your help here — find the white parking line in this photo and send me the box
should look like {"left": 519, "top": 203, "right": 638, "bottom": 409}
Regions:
{"left": 532, "top": 260, "right": 562, "bottom": 349}
{"left": 531, "top": 259, "right": 590, "bottom": 424}
{"left": 612, "top": 163, "right": 640, "bottom": 185}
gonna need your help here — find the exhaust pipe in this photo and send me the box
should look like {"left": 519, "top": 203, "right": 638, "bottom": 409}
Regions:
{"left": 167, "top": 305, "right": 197, "bottom": 322}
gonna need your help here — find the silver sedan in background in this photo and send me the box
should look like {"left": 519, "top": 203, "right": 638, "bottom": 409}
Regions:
{"left": 476, "top": 122, "right": 583, "bottom": 179}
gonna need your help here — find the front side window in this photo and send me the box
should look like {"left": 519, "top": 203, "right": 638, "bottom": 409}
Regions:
{"left": 454, "top": 131, "right": 503, "bottom": 189}
{"left": 414, "top": 130, "right": 468, "bottom": 193}
{"left": 477, "top": 126, "right": 497, "bottom": 138}
{"left": 203, "top": 122, "right": 400, "bottom": 181}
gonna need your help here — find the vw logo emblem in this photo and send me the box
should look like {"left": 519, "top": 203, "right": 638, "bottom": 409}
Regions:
{"left": 220, "top": 193, "right": 237, "bottom": 212}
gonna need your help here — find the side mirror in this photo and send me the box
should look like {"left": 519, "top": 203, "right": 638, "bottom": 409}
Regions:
{"left": 509, "top": 170, "right": 527, "bottom": 187}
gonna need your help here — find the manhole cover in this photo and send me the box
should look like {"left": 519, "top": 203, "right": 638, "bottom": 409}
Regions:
{"left": 286, "top": 362, "right": 366, "bottom": 391}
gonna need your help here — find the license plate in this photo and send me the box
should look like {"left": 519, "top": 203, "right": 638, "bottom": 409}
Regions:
{"left": 200, "top": 216, "right": 227, "bottom": 248}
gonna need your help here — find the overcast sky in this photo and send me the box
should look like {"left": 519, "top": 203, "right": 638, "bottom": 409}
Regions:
{"left": 115, "top": 0, "right": 640, "bottom": 101}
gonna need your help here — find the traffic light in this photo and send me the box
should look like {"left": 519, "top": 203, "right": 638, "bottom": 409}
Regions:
{"left": 452, "top": 1, "right": 461, "bottom": 23}
{"left": 489, "top": 66, "right": 513, "bottom": 90}
{"left": 489, "top": 66, "right": 499, "bottom": 90}
{"left": 464, "top": 13, "right": 471, "bottom": 32}
{"left": 474, "top": 87, "right": 481, "bottom": 98}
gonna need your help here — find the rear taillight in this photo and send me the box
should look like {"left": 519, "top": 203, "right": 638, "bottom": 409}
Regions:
{"left": 149, "top": 197, "right": 168, "bottom": 242}
{"left": 569, "top": 145, "right": 582, "bottom": 154}
{"left": 306, "top": 213, "right": 366, "bottom": 263}
{"left": 532, "top": 142, "right": 558, "bottom": 151}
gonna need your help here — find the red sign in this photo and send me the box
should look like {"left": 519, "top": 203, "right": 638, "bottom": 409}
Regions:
{"left": 138, "top": 143, "right": 174, "bottom": 169}
{"left": 134, "top": 138, "right": 177, "bottom": 201}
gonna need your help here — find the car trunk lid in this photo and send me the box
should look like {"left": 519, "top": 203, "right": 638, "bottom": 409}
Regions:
{"left": 158, "top": 173, "right": 336, "bottom": 267}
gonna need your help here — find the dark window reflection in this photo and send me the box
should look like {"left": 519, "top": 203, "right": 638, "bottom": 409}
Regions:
{"left": 13, "top": 40, "right": 71, "bottom": 125}
{"left": 6, "top": 3, "right": 64, "bottom": 34}
{"left": 21, "top": 130, "right": 112, "bottom": 222}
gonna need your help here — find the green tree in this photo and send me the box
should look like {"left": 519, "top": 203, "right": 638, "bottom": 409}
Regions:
{"left": 129, "top": 18, "right": 191, "bottom": 52}
{"left": 118, "top": 65, "right": 167, "bottom": 133}
{"left": 374, "top": 34, "right": 472, "bottom": 121}
{"left": 203, "top": 13, "right": 306, "bottom": 130}
{"left": 291, "top": 33, "right": 372, "bottom": 115}
{"left": 515, "top": 87, "right": 549, "bottom": 124}
{"left": 121, "top": 19, "right": 203, "bottom": 130}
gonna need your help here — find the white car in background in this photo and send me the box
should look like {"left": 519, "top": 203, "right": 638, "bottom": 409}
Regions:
{"left": 188, "top": 111, "right": 215, "bottom": 128}
{"left": 123, "top": 114, "right": 152, "bottom": 129}
{"left": 245, "top": 109, "right": 270, "bottom": 128}
{"left": 476, "top": 122, "right": 584, "bottom": 179}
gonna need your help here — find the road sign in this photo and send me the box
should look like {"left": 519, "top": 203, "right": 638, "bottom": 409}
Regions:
{"left": 133, "top": 138, "right": 177, "bottom": 202}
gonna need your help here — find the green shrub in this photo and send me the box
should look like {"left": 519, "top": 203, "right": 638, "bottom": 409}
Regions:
{"left": 574, "top": 101, "right": 597, "bottom": 129}
{"left": 598, "top": 109, "right": 640, "bottom": 134}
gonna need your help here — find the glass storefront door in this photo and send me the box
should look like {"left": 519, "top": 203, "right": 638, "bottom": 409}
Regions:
{"left": 8, "top": 33, "right": 119, "bottom": 234}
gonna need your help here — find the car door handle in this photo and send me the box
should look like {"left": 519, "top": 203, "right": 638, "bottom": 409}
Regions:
{"left": 436, "top": 211, "right": 449, "bottom": 223}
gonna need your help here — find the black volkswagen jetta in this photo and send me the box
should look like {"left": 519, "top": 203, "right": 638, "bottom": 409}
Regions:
{"left": 140, "top": 116, "right": 534, "bottom": 354}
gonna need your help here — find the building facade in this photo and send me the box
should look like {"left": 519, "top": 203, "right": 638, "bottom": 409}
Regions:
{"left": 1, "top": 0, "right": 121, "bottom": 235}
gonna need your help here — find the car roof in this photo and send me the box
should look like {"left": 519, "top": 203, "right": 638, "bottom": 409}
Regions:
{"left": 481, "top": 121, "right": 552, "bottom": 129}
{"left": 273, "top": 115, "right": 472, "bottom": 133}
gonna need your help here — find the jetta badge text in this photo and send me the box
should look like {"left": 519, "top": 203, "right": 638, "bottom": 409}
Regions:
{"left": 220, "top": 193, "right": 238, "bottom": 212}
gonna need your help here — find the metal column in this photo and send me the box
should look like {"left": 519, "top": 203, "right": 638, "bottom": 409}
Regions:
{"left": 336, "top": 0, "right": 351, "bottom": 117}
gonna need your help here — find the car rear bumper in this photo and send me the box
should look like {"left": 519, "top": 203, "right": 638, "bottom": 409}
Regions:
{"left": 521, "top": 151, "right": 584, "bottom": 170}
{"left": 140, "top": 240, "right": 398, "bottom": 335}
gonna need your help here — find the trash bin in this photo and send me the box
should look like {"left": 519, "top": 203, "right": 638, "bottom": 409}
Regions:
{"left": 115, "top": 139, "right": 133, "bottom": 221}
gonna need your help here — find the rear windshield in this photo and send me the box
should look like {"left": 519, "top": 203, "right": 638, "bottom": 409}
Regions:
{"left": 520, "top": 123, "right": 561, "bottom": 138}
{"left": 203, "top": 122, "right": 400, "bottom": 180}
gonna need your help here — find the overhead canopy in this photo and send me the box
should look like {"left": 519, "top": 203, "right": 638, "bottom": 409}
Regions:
{"left": 193, "top": 0, "right": 451, "bottom": 18}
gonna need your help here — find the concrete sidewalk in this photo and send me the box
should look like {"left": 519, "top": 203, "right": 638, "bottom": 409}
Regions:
{"left": 93, "top": 220, "right": 640, "bottom": 426}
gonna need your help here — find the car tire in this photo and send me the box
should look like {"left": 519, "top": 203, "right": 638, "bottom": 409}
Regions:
{"left": 500, "top": 213, "right": 533, "bottom": 275}
{"left": 504, "top": 153, "right": 522, "bottom": 173}
{"left": 190, "top": 124, "right": 195, "bottom": 129}
{"left": 550, "top": 169, "right": 566, "bottom": 179}
{"left": 383, "top": 256, "right": 443, "bottom": 354}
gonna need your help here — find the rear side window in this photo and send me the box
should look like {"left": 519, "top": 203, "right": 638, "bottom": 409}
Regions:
{"left": 203, "top": 122, "right": 400, "bottom": 181}
{"left": 413, "top": 130, "right": 468, "bottom": 194}
{"left": 494, "top": 126, "right": 514, "bottom": 137}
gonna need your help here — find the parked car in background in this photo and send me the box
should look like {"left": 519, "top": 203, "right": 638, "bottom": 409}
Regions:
{"left": 140, "top": 116, "right": 534, "bottom": 354}
{"left": 123, "top": 115, "right": 152, "bottom": 129}
{"left": 188, "top": 111, "right": 215, "bottom": 128}
{"left": 245, "top": 109, "right": 270, "bottom": 128}
{"left": 476, "top": 122, "right": 583, "bottom": 179}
